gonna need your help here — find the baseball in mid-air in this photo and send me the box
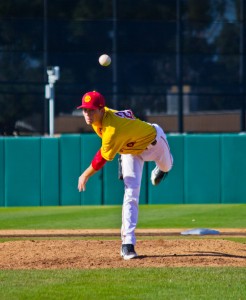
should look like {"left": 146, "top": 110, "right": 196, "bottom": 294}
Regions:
{"left": 99, "top": 54, "right": 111, "bottom": 66}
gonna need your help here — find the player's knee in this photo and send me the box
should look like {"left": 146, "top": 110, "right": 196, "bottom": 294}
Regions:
{"left": 163, "top": 155, "right": 174, "bottom": 172}
{"left": 165, "top": 163, "right": 173, "bottom": 172}
{"left": 160, "top": 161, "right": 173, "bottom": 173}
{"left": 124, "top": 186, "right": 140, "bottom": 203}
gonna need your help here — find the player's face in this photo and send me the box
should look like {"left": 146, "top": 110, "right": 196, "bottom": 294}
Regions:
{"left": 82, "top": 108, "right": 103, "bottom": 125}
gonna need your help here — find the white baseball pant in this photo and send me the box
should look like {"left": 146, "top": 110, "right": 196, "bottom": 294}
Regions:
{"left": 121, "top": 124, "right": 173, "bottom": 245}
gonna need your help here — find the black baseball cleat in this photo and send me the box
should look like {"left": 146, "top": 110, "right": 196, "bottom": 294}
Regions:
{"left": 151, "top": 166, "right": 168, "bottom": 185}
{"left": 121, "top": 244, "right": 138, "bottom": 260}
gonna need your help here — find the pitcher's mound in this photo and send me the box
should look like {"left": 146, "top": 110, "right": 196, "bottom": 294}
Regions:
{"left": 0, "top": 239, "right": 245, "bottom": 269}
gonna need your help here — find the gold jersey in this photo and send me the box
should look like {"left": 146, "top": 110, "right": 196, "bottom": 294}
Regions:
{"left": 92, "top": 107, "right": 156, "bottom": 161}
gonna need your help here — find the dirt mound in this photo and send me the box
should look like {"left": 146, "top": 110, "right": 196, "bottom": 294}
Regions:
{"left": 0, "top": 239, "right": 245, "bottom": 269}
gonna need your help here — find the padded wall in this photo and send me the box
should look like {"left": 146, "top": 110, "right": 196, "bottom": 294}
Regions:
{"left": 60, "top": 135, "right": 81, "bottom": 205}
{"left": 1, "top": 134, "right": 246, "bottom": 206}
{"left": 4, "top": 137, "right": 41, "bottom": 206}
{"left": 0, "top": 138, "right": 4, "bottom": 206}
{"left": 81, "top": 134, "right": 102, "bottom": 205}
{"left": 148, "top": 134, "right": 184, "bottom": 204}
{"left": 41, "top": 138, "right": 59, "bottom": 206}
{"left": 184, "top": 135, "right": 221, "bottom": 204}
{"left": 221, "top": 134, "right": 246, "bottom": 203}
{"left": 103, "top": 156, "right": 124, "bottom": 205}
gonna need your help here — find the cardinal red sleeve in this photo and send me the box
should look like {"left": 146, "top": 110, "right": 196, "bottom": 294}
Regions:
{"left": 91, "top": 149, "right": 107, "bottom": 170}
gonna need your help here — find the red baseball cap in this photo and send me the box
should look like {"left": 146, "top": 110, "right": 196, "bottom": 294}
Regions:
{"left": 77, "top": 91, "right": 105, "bottom": 110}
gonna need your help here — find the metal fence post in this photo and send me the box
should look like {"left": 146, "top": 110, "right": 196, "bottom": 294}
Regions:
{"left": 177, "top": 0, "right": 183, "bottom": 133}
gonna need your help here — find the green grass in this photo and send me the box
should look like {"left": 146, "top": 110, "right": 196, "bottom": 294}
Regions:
{"left": 0, "top": 268, "right": 245, "bottom": 300}
{"left": 0, "top": 205, "right": 245, "bottom": 300}
{"left": 0, "top": 204, "right": 245, "bottom": 229}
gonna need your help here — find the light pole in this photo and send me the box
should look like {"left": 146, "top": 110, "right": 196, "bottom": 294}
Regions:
{"left": 43, "top": 0, "right": 48, "bottom": 134}
{"left": 45, "top": 66, "right": 60, "bottom": 137}
{"left": 240, "top": 0, "right": 246, "bottom": 132}
{"left": 176, "top": 0, "right": 183, "bottom": 133}
{"left": 112, "top": 0, "right": 118, "bottom": 107}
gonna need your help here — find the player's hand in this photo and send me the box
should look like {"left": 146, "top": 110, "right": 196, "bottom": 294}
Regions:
{"left": 78, "top": 164, "right": 97, "bottom": 192}
{"left": 78, "top": 174, "right": 88, "bottom": 192}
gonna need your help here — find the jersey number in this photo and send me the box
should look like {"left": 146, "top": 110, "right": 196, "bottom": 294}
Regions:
{"left": 115, "top": 110, "right": 135, "bottom": 119}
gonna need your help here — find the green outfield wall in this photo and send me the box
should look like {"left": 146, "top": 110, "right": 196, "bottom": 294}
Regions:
{"left": 0, "top": 134, "right": 245, "bottom": 206}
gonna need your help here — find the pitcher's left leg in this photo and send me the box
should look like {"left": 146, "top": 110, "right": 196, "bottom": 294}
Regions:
{"left": 121, "top": 154, "right": 144, "bottom": 246}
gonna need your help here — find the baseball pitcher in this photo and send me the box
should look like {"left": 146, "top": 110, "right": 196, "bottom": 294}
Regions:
{"left": 77, "top": 91, "right": 173, "bottom": 260}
